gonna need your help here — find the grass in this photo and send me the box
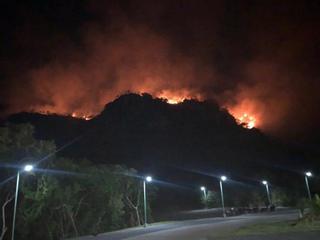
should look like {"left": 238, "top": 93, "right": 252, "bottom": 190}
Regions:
{"left": 212, "top": 220, "right": 320, "bottom": 239}
{"left": 234, "top": 221, "right": 320, "bottom": 235}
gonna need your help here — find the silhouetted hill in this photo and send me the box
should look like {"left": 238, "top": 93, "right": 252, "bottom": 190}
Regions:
{"left": 5, "top": 93, "right": 304, "bottom": 182}
{"left": 7, "top": 112, "right": 87, "bottom": 146}
{"left": 5, "top": 93, "right": 314, "bottom": 211}
{"left": 83, "top": 93, "right": 267, "bottom": 169}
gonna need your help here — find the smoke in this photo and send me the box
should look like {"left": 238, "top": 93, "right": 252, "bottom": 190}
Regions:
{"left": 225, "top": 59, "right": 320, "bottom": 137}
{"left": 9, "top": 24, "right": 212, "bottom": 117}
{"left": 1, "top": 0, "right": 320, "bottom": 140}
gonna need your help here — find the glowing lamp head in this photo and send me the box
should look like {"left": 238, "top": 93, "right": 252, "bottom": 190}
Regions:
{"left": 24, "top": 164, "right": 34, "bottom": 172}
{"left": 262, "top": 180, "right": 268, "bottom": 185}
{"left": 145, "top": 176, "right": 152, "bottom": 182}
{"left": 305, "top": 171, "right": 312, "bottom": 177}
{"left": 200, "top": 186, "right": 206, "bottom": 191}
{"left": 220, "top": 176, "right": 227, "bottom": 181}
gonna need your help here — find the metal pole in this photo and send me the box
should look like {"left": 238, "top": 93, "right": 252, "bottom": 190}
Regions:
{"left": 204, "top": 190, "right": 207, "bottom": 201}
{"left": 143, "top": 180, "right": 147, "bottom": 227}
{"left": 305, "top": 176, "right": 312, "bottom": 200}
{"left": 12, "top": 171, "right": 20, "bottom": 240}
{"left": 203, "top": 189, "right": 207, "bottom": 208}
{"left": 265, "top": 183, "right": 272, "bottom": 206}
{"left": 219, "top": 180, "right": 226, "bottom": 217}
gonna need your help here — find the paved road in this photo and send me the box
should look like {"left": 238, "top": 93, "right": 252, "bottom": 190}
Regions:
{"left": 222, "top": 232, "right": 320, "bottom": 240}
{"left": 73, "top": 209, "right": 300, "bottom": 240}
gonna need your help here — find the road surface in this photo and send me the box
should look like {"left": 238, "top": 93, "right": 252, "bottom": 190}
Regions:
{"left": 73, "top": 209, "right": 300, "bottom": 240}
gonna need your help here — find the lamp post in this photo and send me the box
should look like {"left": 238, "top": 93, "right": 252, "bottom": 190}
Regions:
{"left": 219, "top": 176, "right": 227, "bottom": 217}
{"left": 12, "top": 164, "right": 34, "bottom": 240}
{"left": 143, "top": 176, "right": 152, "bottom": 228}
{"left": 200, "top": 186, "right": 207, "bottom": 200}
{"left": 305, "top": 171, "right": 312, "bottom": 200}
{"left": 200, "top": 186, "right": 207, "bottom": 207}
{"left": 262, "top": 180, "right": 272, "bottom": 207}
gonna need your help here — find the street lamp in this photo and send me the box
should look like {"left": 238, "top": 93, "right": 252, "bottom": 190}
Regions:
{"left": 262, "top": 180, "right": 272, "bottom": 207}
{"left": 12, "top": 164, "right": 34, "bottom": 240}
{"left": 200, "top": 186, "right": 207, "bottom": 204}
{"left": 24, "top": 164, "right": 34, "bottom": 172}
{"left": 200, "top": 186, "right": 207, "bottom": 197}
{"left": 143, "top": 175, "right": 152, "bottom": 227}
{"left": 219, "top": 176, "right": 227, "bottom": 217}
{"left": 305, "top": 171, "right": 312, "bottom": 200}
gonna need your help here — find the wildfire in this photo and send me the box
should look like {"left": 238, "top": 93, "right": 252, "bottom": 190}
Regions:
{"left": 238, "top": 113, "right": 256, "bottom": 129}
{"left": 71, "top": 112, "right": 91, "bottom": 121}
{"left": 226, "top": 99, "right": 260, "bottom": 130}
{"left": 157, "top": 90, "right": 200, "bottom": 104}
{"left": 32, "top": 109, "right": 92, "bottom": 121}
{"left": 165, "top": 97, "right": 185, "bottom": 104}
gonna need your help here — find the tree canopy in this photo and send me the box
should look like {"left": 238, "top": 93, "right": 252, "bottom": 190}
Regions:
{"left": 0, "top": 124, "right": 151, "bottom": 240}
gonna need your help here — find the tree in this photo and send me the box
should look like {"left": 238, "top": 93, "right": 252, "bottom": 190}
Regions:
{"left": 0, "top": 123, "right": 55, "bottom": 240}
{"left": 17, "top": 160, "right": 129, "bottom": 239}
{"left": 120, "top": 168, "right": 143, "bottom": 226}
{"left": 0, "top": 195, "right": 13, "bottom": 240}
{"left": 0, "top": 124, "right": 154, "bottom": 239}
{"left": 201, "top": 190, "right": 220, "bottom": 208}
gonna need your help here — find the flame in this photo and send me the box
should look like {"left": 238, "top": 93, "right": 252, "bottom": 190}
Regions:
{"left": 164, "top": 97, "right": 184, "bottom": 104}
{"left": 226, "top": 98, "right": 260, "bottom": 130}
{"left": 157, "top": 89, "right": 200, "bottom": 104}
{"left": 71, "top": 112, "right": 92, "bottom": 120}
{"left": 69, "top": 112, "right": 91, "bottom": 120}
{"left": 238, "top": 113, "right": 256, "bottom": 129}
{"left": 31, "top": 109, "right": 92, "bottom": 120}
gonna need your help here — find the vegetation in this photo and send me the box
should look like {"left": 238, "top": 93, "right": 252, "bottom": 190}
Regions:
{"left": 200, "top": 187, "right": 297, "bottom": 210}
{"left": 211, "top": 196, "right": 320, "bottom": 239}
{"left": 299, "top": 194, "right": 320, "bottom": 222}
{"left": 219, "top": 220, "right": 320, "bottom": 238}
{"left": 9, "top": 93, "right": 318, "bottom": 212}
{"left": 1, "top": 94, "right": 319, "bottom": 238}
{"left": 0, "top": 124, "right": 154, "bottom": 240}
{"left": 201, "top": 190, "right": 220, "bottom": 208}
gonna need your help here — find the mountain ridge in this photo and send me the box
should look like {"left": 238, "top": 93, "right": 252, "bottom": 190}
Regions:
{"left": 6, "top": 93, "right": 302, "bottom": 178}
{"left": 5, "top": 93, "right": 311, "bottom": 209}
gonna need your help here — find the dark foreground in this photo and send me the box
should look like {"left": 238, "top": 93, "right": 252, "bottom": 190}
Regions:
{"left": 224, "top": 232, "right": 320, "bottom": 240}
{"left": 70, "top": 209, "right": 318, "bottom": 240}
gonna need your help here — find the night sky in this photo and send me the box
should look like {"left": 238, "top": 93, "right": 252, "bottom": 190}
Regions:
{"left": 1, "top": 0, "right": 320, "bottom": 143}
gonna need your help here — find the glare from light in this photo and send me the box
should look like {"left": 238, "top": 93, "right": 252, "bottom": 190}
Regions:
{"left": 24, "top": 164, "right": 34, "bottom": 172}
{"left": 306, "top": 171, "right": 312, "bottom": 177}
{"left": 221, "top": 176, "right": 227, "bottom": 181}
{"left": 146, "top": 176, "right": 152, "bottom": 182}
{"left": 262, "top": 180, "right": 267, "bottom": 185}
{"left": 200, "top": 186, "right": 206, "bottom": 191}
